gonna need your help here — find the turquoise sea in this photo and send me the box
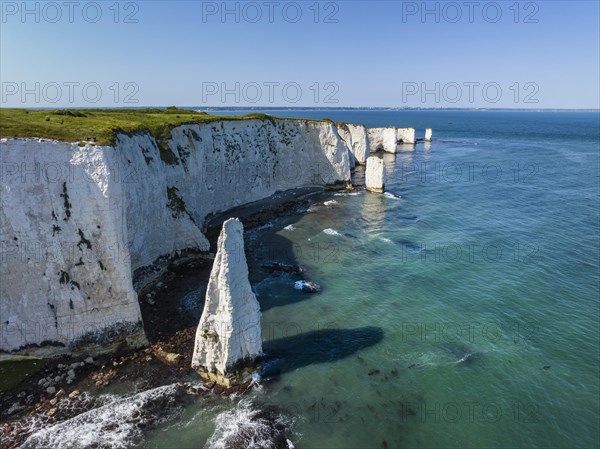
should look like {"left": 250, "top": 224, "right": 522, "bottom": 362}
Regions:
{"left": 14, "top": 110, "right": 600, "bottom": 449}
{"left": 144, "top": 110, "right": 599, "bottom": 448}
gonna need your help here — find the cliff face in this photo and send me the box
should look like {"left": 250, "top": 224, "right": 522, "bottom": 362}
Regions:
{"left": 336, "top": 123, "right": 369, "bottom": 166}
{"left": 368, "top": 127, "right": 398, "bottom": 153}
{"left": 368, "top": 127, "right": 416, "bottom": 153}
{"left": 396, "top": 127, "right": 416, "bottom": 145}
{"left": 0, "top": 119, "right": 351, "bottom": 354}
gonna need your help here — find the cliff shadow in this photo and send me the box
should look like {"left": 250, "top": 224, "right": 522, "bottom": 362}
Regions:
{"left": 247, "top": 231, "right": 319, "bottom": 312}
{"left": 261, "top": 326, "right": 384, "bottom": 378}
{"left": 207, "top": 188, "right": 336, "bottom": 312}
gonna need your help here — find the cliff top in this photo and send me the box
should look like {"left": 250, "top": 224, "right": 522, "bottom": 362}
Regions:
{"left": 0, "top": 107, "right": 316, "bottom": 146}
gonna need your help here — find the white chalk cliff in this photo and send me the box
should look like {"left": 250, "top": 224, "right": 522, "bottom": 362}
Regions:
{"left": 191, "top": 218, "right": 261, "bottom": 385}
{"left": 336, "top": 123, "right": 369, "bottom": 166}
{"left": 0, "top": 118, "right": 351, "bottom": 355}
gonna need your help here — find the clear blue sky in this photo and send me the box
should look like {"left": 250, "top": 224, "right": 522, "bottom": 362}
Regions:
{"left": 1, "top": 1, "right": 599, "bottom": 108}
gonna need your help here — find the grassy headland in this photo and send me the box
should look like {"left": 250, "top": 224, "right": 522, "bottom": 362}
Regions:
{"left": 0, "top": 107, "right": 278, "bottom": 146}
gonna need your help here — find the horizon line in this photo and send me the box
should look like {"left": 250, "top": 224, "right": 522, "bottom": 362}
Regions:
{"left": 1, "top": 106, "right": 599, "bottom": 112}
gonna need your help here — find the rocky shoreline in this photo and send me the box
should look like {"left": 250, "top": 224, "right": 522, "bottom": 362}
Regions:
{"left": 0, "top": 186, "right": 340, "bottom": 448}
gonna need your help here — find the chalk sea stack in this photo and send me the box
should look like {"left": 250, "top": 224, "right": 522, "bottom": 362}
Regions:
{"left": 396, "top": 127, "right": 416, "bottom": 145}
{"left": 367, "top": 127, "right": 398, "bottom": 153}
{"left": 365, "top": 156, "right": 385, "bottom": 193}
{"left": 191, "top": 218, "right": 262, "bottom": 387}
{"left": 425, "top": 128, "right": 432, "bottom": 142}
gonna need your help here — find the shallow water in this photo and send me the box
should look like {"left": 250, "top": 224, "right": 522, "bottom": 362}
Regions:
{"left": 18, "top": 110, "right": 600, "bottom": 448}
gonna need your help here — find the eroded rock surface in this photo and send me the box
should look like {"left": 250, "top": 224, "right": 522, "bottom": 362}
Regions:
{"left": 191, "top": 218, "right": 262, "bottom": 386}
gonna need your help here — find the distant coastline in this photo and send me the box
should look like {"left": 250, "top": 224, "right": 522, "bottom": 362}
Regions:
{"left": 200, "top": 107, "right": 600, "bottom": 112}
{"left": 2, "top": 106, "right": 598, "bottom": 112}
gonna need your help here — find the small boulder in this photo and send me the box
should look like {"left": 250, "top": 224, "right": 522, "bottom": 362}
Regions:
{"left": 294, "top": 280, "right": 321, "bottom": 293}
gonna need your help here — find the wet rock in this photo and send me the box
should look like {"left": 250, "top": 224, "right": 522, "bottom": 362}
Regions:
{"left": 368, "top": 369, "right": 380, "bottom": 376}
{"left": 7, "top": 403, "right": 25, "bottom": 415}
{"left": 153, "top": 347, "right": 181, "bottom": 365}
{"left": 391, "top": 368, "right": 398, "bottom": 377}
{"left": 262, "top": 264, "right": 304, "bottom": 275}
{"left": 84, "top": 356, "right": 94, "bottom": 364}
{"left": 294, "top": 280, "right": 321, "bottom": 293}
{"left": 68, "top": 390, "right": 80, "bottom": 398}
{"left": 46, "top": 386, "right": 56, "bottom": 394}
{"left": 220, "top": 406, "right": 292, "bottom": 449}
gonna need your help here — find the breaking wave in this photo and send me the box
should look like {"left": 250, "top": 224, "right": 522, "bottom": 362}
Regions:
{"left": 206, "top": 399, "right": 294, "bottom": 449}
{"left": 334, "top": 191, "right": 361, "bottom": 196}
{"left": 322, "top": 228, "right": 342, "bottom": 236}
{"left": 18, "top": 384, "right": 184, "bottom": 449}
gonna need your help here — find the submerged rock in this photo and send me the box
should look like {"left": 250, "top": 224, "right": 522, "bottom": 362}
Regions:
{"left": 262, "top": 263, "right": 304, "bottom": 275}
{"left": 191, "top": 218, "right": 262, "bottom": 387}
{"left": 293, "top": 280, "right": 321, "bottom": 293}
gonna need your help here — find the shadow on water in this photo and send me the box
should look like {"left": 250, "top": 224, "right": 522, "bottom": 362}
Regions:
{"left": 262, "top": 327, "right": 384, "bottom": 377}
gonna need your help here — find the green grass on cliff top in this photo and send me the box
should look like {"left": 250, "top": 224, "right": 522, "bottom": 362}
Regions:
{"left": 0, "top": 107, "right": 304, "bottom": 145}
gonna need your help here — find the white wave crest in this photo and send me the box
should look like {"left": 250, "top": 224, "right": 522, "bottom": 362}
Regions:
{"left": 283, "top": 224, "right": 296, "bottom": 231}
{"left": 323, "top": 200, "right": 338, "bottom": 206}
{"left": 323, "top": 228, "right": 342, "bottom": 236}
{"left": 19, "top": 384, "right": 181, "bottom": 449}
{"left": 206, "top": 400, "right": 293, "bottom": 449}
